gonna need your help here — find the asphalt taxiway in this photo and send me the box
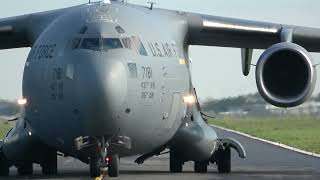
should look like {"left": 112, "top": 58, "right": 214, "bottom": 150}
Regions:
{"left": 3, "top": 127, "right": 320, "bottom": 180}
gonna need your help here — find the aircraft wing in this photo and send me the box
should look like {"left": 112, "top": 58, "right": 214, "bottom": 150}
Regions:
{"left": 0, "top": 9, "right": 66, "bottom": 50}
{"left": 0, "top": 15, "right": 32, "bottom": 50}
{"left": 187, "top": 13, "right": 320, "bottom": 52}
{"left": 185, "top": 13, "right": 320, "bottom": 108}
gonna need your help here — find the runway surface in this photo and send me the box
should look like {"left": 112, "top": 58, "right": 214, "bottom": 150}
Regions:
{"left": 3, "top": 127, "right": 320, "bottom": 180}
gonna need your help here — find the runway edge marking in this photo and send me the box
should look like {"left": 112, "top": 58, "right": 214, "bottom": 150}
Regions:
{"left": 211, "top": 124, "right": 320, "bottom": 158}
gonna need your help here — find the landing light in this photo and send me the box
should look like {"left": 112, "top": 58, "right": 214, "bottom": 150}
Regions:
{"left": 183, "top": 95, "right": 196, "bottom": 104}
{"left": 17, "top": 98, "right": 27, "bottom": 106}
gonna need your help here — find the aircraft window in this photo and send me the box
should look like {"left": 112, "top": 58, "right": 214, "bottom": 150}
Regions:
{"left": 122, "top": 37, "right": 136, "bottom": 51}
{"left": 103, "top": 38, "right": 123, "bottom": 50}
{"left": 131, "top": 36, "right": 148, "bottom": 56}
{"left": 71, "top": 38, "right": 81, "bottom": 49}
{"left": 79, "top": 38, "right": 101, "bottom": 51}
{"left": 115, "top": 26, "right": 125, "bottom": 34}
{"left": 127, "top": 63, "right": 137, "bottom": 78}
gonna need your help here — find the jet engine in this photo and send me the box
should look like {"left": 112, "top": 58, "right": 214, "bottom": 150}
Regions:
{"left": 256, "top": 42, "right": 317, "bottom": 108}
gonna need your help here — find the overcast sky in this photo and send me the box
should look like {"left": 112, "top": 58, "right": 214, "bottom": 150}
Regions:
{"left": 0, "top": 0, "right": 319, "bottom": 101}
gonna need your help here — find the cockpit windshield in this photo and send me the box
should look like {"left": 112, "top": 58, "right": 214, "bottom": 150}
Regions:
{"left": 79, "top": 38, "right": 100, "bottom": 51}
{"left": 73, "top": 35, "right": 148, "bottom": 56}
{"left": 103, "top": 38, "right": 123, "bottom": 50}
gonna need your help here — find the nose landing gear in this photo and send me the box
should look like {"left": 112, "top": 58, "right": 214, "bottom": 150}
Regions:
{"left": 89, "top": 151, "right": 120, "bottom": 178}
{"left": 89, "top": 153, "right": 102, "bottom": 178}
{"left": 75, "top": 136, "right": 126, "bottom": 178}
{"left": 106, "top": 154, "right": 119, "bottom": 177}
{"left": 86, "top": 137, "right": 120, "bottom": 178}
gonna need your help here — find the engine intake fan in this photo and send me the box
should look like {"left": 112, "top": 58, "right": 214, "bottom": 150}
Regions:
{"left": 256, "top": 42, "right": 317, "bottom": 107}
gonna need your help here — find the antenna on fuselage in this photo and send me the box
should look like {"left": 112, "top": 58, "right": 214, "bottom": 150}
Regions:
{"left": 147, "top": 2, "right": 156, "bottom": 10}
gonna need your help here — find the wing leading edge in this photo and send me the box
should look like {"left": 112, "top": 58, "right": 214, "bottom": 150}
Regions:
{"left": 0, "top": 15, "right": 32, "bottom": 50}
{"left": 0, "top": 8, "right": 68, "bottom": 50}
{"left": 186, "top": 13, "right": 320, "bottom": 52}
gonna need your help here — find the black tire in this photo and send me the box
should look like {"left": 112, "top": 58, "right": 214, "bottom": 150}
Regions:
{"left": 108, "top": 154, "right": 119, "bottom": 177}
{"left": 17, "top": 164, "right": 33, "bottom": 176}
{"left": 0, "top": 151, "right": 9, "bottom": 176}
{"left": 89, "top": 154, "right": 101, "bottom": 178}
{"left": 194, "top": 161, "right": 208, "bottom": 173}
{"left": 170, "top": 151, "right": 182, "bottom": 173}
{"left": 217, "top": 147, "right": 231, "bottom": 173}
{"left": 41, "top": 150, "right": 57, "bottom": 175}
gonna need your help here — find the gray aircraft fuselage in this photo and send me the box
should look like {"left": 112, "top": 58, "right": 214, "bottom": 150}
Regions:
{"left": 7, "top": 1, "right": 216, "bottom": 159}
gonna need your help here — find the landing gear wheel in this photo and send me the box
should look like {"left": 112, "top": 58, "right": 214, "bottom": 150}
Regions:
{"left": 108, "top": 154, "right": 119, "bottom": 177}
{"left": 194, "top": 161, "right": 208, "bottom": 173}
{"left": 17, "top": 164, "right": 33, "bottom": 176}
{"left": 0, "top": 151, "right": 9, "bottom": 176}
{"left": 41, "top": 150, "right": 57, "bottom": 175}
{"left": 217, "top": 147, "right": 231, "bottom": 173}
{"left": 89, "top": 154, "right": 102, "bottom": 178}
{"left": 170, "top": 151, "right": 182, "bottom": 173}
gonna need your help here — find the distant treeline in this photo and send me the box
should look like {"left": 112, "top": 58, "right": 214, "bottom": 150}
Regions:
{"left": 0, "top": 99, "right": 20, "bottom": 116}
{"left": 201, "top": 93, "right": 320, "bottom": 115}
{"left": 202, "top": 93, "right": 264, "bottom": 112}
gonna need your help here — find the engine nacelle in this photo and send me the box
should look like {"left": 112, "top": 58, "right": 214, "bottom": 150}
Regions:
{"left": 256, "top": 42, "right": 317, "bottom": 108}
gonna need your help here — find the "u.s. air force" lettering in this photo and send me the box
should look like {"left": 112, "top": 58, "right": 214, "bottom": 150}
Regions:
{"left": 148, "top": 42, "right": 178, "bottom": 58}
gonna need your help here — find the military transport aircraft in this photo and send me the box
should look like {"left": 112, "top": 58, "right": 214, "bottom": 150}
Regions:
{"left": 0, "top": 0, "right": 318, "bottom": 178}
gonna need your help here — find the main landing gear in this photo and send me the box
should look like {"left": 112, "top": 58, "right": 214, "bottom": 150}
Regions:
{"left": 169, "top": 151, "right": 182, "bottom": 173}
{"left": 0, "top": 150, "right": 9, "bottom": 176}
{"left": 216, "top": 147, "right": 231, "bottom": 173}
{"left": 170, "top": 147, "right": 231, "bottom": 174}
{"left": 17, "top": 164, "right": 33, "bottom": 176}
{"left": 214, "top": 138, "right": 246, "bottom": 174}
{"left": 194, "top": 161, "right": 208, "bottom": 173}
{"left": 17, "top": 149, "right": 58, "bottom": 176}
{"left": 0, "top": 147, "right": 58, "bottom": 176}
{"left": 170, "top": 151, "right": 209, "bottom": 174}
{"left": 169, "top": 138, "right": 246, "bottom": 174}
{"left": 41, "top": 149, "right": 57, "bottom": 175}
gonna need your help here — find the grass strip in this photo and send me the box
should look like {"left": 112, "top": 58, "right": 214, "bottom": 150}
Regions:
{"left": 0, "top": 118, "right": 14, "bottom": 140}
{"left": 209, "top": 116, "right": 320, "bottom": 154}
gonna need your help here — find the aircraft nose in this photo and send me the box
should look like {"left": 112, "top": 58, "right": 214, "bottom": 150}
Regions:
{"left": 101, "top": 59, "right": 128, "bottom": 112}
{"left": 95, "top": 58, "right": 128, "bottom": 134}
{"left": 73, "top": 54, "right": 128, "bottom": 136}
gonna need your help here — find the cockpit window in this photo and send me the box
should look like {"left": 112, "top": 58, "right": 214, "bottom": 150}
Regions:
{"left": 72, "top": 35, "right": 147, "bottom": 56}
{"left": 122, "top": 37, "right": 148, "bottom": 56}
{"left": 79, "top": 38, "right": 101, "bottom": 51}
{"left": 131, "top": 36, "right": 147, "bottom": 56}
{"left": 115, "top": 26, "right": 125, "bottom": 34}
{"left": 103, "top": 38, "right": 123, "bottom": 50}
{"left": 71, "top": 38, "right": 81, "bottom": 49}
{"left": 122, "top": 37, "right": 135, "bottom": 51}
